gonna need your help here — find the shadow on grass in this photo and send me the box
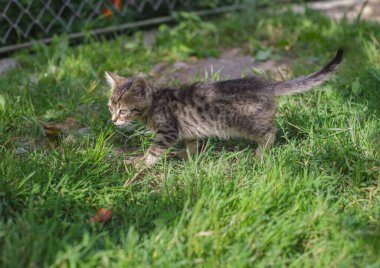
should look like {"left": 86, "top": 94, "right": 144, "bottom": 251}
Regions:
{"left": 109, "top": 190, "right": 187, "bottom": 234}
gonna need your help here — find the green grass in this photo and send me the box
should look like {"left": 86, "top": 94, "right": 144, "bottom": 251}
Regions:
{"left": 1, "top": 6, "right": 380, "bottom": 267}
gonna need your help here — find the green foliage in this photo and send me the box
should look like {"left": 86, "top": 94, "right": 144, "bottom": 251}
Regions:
{"left": 0, "top": 0, "right": 239, "bottom": 47}
{"left": 0, "top": 6, "right": 380, "bottom": 268}
{"left": 155, "top": 12, "right": 219, "bottom": 60}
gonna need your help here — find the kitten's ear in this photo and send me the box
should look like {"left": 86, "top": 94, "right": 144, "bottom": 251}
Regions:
{"left": 129, "top": 77, "right": 149, "bottom": 98}
{"left": 105, "top": 71, "right": 123, "bottom": 91}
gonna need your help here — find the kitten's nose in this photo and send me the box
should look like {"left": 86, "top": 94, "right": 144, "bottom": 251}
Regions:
{"left": 112, "top": 115, "right": 117, "bottom": 123}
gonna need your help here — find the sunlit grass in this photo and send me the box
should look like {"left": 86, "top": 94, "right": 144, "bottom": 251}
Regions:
{"left": 0, "top": 6, "right": 379, "bottom": 267}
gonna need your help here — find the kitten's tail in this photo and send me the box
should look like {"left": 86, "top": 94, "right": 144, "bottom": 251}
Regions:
{"left": 273, "top": 48, "right": 343, "bottom": 95}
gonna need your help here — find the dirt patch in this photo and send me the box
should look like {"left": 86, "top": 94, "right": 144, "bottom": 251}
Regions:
{"left": 147, "top": 0, "right": 380, "bottom": 85}
{"left": 292, "top": 0, "right": 380, "bottom": 23}
{"left": 150, "top": 47, "right": 293, "bottom": 85}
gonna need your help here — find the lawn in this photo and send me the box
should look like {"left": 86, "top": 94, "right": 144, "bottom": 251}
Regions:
{"left": 1, "top": 5, "right": 380, "bottom": 268}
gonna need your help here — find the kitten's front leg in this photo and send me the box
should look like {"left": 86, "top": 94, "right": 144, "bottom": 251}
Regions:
{"left": 144, "top": 131, "right": 178, "bottom": 167}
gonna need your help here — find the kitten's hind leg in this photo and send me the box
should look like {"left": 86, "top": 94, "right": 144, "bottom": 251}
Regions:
{"left": 254, "top": 129, "right": 276, "bottom": 158}
{"left": 239, "top": 124, "right": 276, "bottom": 158}
{"left": 176, "top": 139, "right": 202, "bottom": 160}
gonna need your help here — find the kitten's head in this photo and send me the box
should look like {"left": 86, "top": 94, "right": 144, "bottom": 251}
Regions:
{"left": 105, "top": 71, "right": 151, "bottom": 127}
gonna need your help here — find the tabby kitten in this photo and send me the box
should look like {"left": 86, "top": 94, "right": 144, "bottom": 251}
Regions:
{"left": 106, "top": 49, "right": 343, "bottom": 166}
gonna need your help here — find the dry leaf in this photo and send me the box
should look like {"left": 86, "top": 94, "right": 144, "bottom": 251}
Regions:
{"left": 89, "top": 208, "right": 113, "bottom": 223}
{"left": 123, "top": 167, "right": 148, "bottom": 188}
{"left": 42, "top": 117, "right": 79, "bottom": 137}
{"left": 42, "top": 124, "right": 63, "bottom": 137}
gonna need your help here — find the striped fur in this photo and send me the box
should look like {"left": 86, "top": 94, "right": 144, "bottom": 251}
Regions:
{"left": 106, "top": 49, "right": 343, "bottom": 166}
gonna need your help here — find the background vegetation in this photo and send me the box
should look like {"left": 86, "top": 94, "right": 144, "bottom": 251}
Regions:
{"left": 0, "top": 0, "right": 239, "bottom": 47}
{"left": 0, "top": 3, "right": 379, "bottom": 267}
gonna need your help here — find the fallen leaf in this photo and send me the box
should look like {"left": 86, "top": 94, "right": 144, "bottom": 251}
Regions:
{"left": 41, "top": 117, "right": 78, "bottom": 137}
{"left": 89, "top": 208, "right": 113, "bottom": 223}
{"left": 42, "top": 124, "right": 63, "bottom": 137}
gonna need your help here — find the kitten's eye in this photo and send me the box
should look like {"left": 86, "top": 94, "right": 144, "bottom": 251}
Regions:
{"left": 108, "top": 105, "right": 113, "bottom": 113}
{"left": 119, "top": 110, "right": 128, "bottom": 115}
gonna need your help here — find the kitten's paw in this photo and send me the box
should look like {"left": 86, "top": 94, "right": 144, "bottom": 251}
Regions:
{"left": 144, "top": 153, "right": 159, "bottom": 167}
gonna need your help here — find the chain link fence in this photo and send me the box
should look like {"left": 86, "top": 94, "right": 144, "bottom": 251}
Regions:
{"left": 0, "top": 0, "right": 242, "bottom": 53}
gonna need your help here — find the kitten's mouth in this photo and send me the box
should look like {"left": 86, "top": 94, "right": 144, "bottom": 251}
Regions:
{"left": 114, "top": 121, "right": 130, "bottom": 128}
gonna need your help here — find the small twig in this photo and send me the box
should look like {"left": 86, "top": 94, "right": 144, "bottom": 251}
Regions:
{"left": 276, "top": 66, "right": 286, "bottom": 81}
{"left": 355, "top": 0, "right": 370, "bottom": 24}
{"left": 123, "top": 167, "right": 149, "bottom": 188}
